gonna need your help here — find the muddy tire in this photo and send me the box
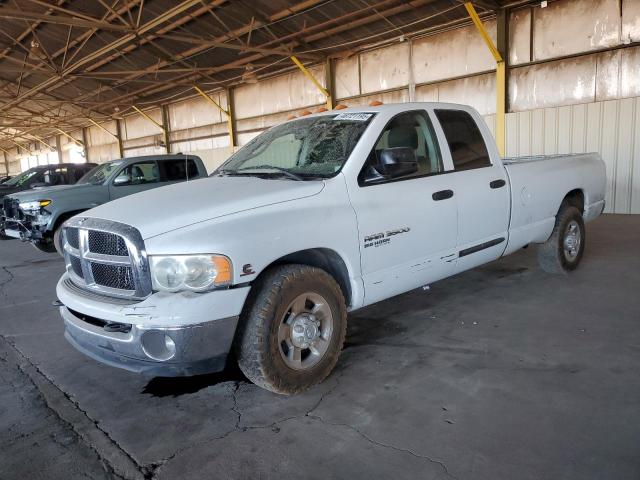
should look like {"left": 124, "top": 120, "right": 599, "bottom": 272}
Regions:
{"left": 235, "top": 264, "right": 347, "bottom": 395}
{"left": 537, "top": 205, "right": 585, "bottom": 274}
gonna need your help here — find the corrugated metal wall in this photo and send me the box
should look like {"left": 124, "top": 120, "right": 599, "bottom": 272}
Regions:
{"left": 501, "top": 97, "right": 640, "bottom": 214}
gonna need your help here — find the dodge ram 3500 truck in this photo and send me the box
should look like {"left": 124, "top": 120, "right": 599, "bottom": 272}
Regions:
{"left": 3, "top": 154, "right": 206, "bottom": 254}
{"left": 55, "top": 103, "right": 606, "bottom": 394}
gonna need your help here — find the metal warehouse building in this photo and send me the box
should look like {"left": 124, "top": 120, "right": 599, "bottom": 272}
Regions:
{"left": 1, "top": 1, "right": 640, "bottom": 480}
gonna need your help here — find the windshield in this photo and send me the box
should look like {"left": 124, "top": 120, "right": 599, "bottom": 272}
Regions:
{"left": 78, "top": 160, "right": 124, "bottom": 185}
{"left": 217, "top": 113, "right": 374, "bottom": 180}
{"left": 2, "top": 169, "right": 39, "bottom": 187}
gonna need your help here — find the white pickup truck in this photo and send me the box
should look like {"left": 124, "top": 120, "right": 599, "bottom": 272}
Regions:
{"left": 56, "top": 103, "right": 606, "bottom": 394}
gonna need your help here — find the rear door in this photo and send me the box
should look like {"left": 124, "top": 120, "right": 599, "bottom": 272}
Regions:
{"left": 432, "top": 108, "right": 510, "bottom": 273}
{"left": 108, "top": 160, "right": 160, "bottom": 200}
{"left": 347, "top": 109, "right": 458, "bottom": 306}
{"left": 157, "top": 158, "right": 202, "bottom": 185}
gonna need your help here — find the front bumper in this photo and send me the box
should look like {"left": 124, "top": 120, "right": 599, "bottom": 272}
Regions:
{"left": 57, "top": 274, "right": 251, "bottom": 376}
{"left": 62, "top": 306, "right": 238, "bottom": 376}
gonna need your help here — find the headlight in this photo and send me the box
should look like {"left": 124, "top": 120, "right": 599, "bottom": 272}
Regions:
{"left": 20, "top": 199, "right": 51, "bottom": 211}
{"left": 149, "top": 254, "right": 232, "bottom": 292}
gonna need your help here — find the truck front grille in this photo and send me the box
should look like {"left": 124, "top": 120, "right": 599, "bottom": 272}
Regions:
{"left": 91, "top": 263, "right": 135, "bottom": 290}
{"left": 62, "top": 218, "right": 151, "bottom": 299}
{"left": 88, "top": 230, "right": 128, "bottom": 256}
{"left": 66, "top": 227, "right": 80, "bottom": 249}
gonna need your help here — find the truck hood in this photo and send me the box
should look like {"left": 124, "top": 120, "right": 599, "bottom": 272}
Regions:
{"left": 84, "top": 176, "right": 326, "bottom": 239}
{"left": 8, "top": 183, "right": 94, "bottom": 202}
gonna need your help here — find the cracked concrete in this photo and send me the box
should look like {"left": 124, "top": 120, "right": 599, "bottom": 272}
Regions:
{"left": 1, "top": 215, "right": 640, "bottom": 479}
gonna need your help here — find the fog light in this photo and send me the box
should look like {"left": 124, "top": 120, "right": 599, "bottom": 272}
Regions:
{"left": 141, "top": 330, "right": 176, "bottom": 361}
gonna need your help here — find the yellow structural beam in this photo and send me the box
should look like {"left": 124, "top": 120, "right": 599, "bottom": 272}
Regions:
{"left": 290, "top": 55, "right": 332, "bottom": 109}
{"left": 194, "top": 85, "right": 235, "bottom": 148}
{"left": 56, "top": 128, "right": 84, "bottom": 146}
{"left": 465, "top": 2, "right": 505, "bottom": 156}
{"left": 87, "top": 118, "right": 119, "bottom": 141}
{"left": 31, "top": 134, "right": 55, "bottom": 151}
{"left": 132, "top": 106, "right": 165, "bottom": 132}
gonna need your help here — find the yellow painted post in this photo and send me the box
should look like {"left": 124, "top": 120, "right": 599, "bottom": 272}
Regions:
{"left": 193, "top": 85, "right": 236, "bottom": 150}
{"left": 290, "top": 55, "right": 332, "bottom": 110}
{"left": 464, "top": 2, "right": 506, "bottom": 157}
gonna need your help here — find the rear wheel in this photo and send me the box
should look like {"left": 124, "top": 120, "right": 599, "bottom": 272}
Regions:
{"left": 537, "top": 205, "right": 585, "bottom": 274}
{"left": 235, "top": 264, "right": 347, "bottom": 394}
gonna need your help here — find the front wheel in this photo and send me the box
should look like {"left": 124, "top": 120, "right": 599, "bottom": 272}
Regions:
{"left": 537, "top": 205, "right": 585, "bottom": 274}
{"left": 32, "top": 239, "right": 56, "bottom": 253}
{"left": 235, "top": 264, "right": 347, "bottom": 395}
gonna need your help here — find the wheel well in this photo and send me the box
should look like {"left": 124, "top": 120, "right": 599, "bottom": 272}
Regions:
{"left": 562, "top": 189, "right": 584, "bottom": 214}
{"left": 262, "top": 248, "right": 352, "bottom": 307}
{"left": 52, "top": 210, "right": 86, "bottom": 233}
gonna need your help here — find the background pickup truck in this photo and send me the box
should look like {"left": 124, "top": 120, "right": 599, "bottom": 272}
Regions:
{"left": 3, "top": 154, "right": 206, "bottom": 253}
{"left": 0, "top": 163, "right": 97, "bottom": 238}
{"left": 55, "top": 102, "right": 606, "bottom": 395}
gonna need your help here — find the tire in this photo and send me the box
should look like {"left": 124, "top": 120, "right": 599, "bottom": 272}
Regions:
{"left": 235, "top": 264, "right": 347, "bottom": 395}
{"left": 32, "top": 240, "right": 56, "bottom": 253}
{"left": 53, "top": 225, "right": 64, "bottom": 256}
{"left": 537, "top": 205, "right": 585, "bottom": 274}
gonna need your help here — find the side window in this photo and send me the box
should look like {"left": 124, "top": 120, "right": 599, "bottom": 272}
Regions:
{"left": 71, "top": 166, "right": 89, "bottom": 183}
{"left": 434, "top": 109, "right": 491, "bottom": 171}
{"left": 43, "top": 167, "right": 68, "bottom": 185}
{"left": 159, "top": 159, "right": 200, "bottom": 181}
{"left": 113, "top": 161, "right": 159, "bottom": 186}
{"left": 359, "top": 110, "right": 443, "bottom": 185}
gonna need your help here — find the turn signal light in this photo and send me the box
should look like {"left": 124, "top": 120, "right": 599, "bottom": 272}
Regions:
{"left": 369, "top": 100, "right": 383, "bottom": 106}
{"left": 334, "top": 104, "right": 348, "bottom": 110}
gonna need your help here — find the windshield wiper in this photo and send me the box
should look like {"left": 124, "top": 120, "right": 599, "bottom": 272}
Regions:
{"left": 233, "top": 165, "right": 305, "bottom": 181}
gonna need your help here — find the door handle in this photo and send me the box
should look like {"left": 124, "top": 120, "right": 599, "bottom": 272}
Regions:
{"left": 490, "top": 179, "right": 506, "bottom": 189}
{"left": 432, "top": 189, "right": 454, "bottom": 201}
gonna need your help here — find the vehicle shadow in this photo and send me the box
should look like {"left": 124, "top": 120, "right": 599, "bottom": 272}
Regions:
{"left": 141, "top": 360, "right": 247, "bottom": 397}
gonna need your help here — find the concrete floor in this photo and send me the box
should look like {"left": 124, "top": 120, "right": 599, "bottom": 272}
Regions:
{"left": 0, "top": 214, "right": 639, "bottom": 480}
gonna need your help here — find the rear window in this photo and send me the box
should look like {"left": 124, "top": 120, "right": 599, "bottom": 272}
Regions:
{"left": 160, "top": 159, "right": 200, "bottom": 181}
{"left": 435, "top": 109, "right": 491, "bottom": 171}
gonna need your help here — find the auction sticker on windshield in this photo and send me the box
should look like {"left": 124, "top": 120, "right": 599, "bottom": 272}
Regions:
{"left": 333, "top": 113, "right": 373, "bottom": 121}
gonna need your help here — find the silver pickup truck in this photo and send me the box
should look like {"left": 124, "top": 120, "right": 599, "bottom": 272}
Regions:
{"left": 3, "top": 154, "right": 206, "bottom": 253}
{"left": 55, "top": 103, "right": 606, "bottom": 395}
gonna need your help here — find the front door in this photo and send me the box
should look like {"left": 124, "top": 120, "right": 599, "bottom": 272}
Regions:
{"left": 108, "top": 160, "right": 160, "bottom": 200}
{"left": 347, "top": 110, "right": 458, "bottom": 307}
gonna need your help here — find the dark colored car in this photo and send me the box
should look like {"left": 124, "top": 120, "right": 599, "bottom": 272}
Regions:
{"left": 0, "top": 163, "right": 97, "bottom": 239}
{"left": 0, "top": 163, "right": 97, "bottom": 201}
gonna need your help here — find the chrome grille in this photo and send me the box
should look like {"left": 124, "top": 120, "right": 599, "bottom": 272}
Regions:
{"left": 62, "top": 217, "right": 151, "bottom": 299}
{"left": 88, "top": 230, "right": 128, "bottom": 256}
{"left": 69, "top": 255, "right": 84, "bottom": 279}
{"left": 91, "top": 263, "right": 135, "bottom": 290}
{"left": 66, "top": 227, "right": 80, "bottom": 249}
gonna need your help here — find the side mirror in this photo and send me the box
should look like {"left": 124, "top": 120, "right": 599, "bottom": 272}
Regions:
{"left": 31, "top": 182, "right": 47, "bottom": 188}
{"left": 365, "top": 147, "right": 418, "bottom": 183}
{"left": 113, "top": 175, "right": 130, "bottom": 186}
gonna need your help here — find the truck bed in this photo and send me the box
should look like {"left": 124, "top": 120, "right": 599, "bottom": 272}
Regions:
{"left": 502, "top": 152, "right": 606, "bottom": 256}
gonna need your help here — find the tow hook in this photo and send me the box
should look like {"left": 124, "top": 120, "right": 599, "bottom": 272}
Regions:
{"left": 52, "top": 299, "right": 64, "bottom": 307}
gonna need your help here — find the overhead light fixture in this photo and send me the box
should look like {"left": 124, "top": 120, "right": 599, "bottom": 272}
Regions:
{"left": 242, "top": 64, "right": 258, "bottom": 84}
